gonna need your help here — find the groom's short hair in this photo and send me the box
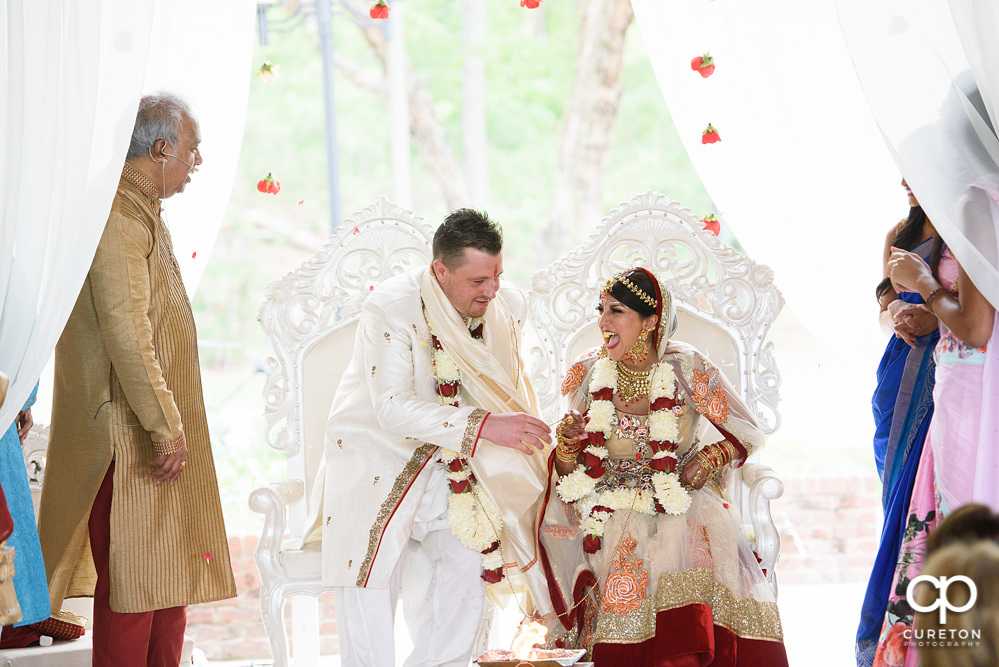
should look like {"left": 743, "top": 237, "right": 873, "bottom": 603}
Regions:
{"left": 433, "top": 209, "right": 503, "bottom": 268}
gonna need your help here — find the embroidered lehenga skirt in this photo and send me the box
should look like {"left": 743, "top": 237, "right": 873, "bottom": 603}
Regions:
{"left": 575, "top": 472, "right": 787, "bottom": 666}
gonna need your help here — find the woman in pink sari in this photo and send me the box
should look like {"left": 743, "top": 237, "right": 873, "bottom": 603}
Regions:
{"left": 889, "top": 181, "right": 999, "bottom": 513}
{"left": 871, "top": 180, "right": 999, "bottom": 666}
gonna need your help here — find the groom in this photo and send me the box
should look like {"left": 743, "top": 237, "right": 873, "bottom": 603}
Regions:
{"left": 322, "top": 209, "right": 551, "bottom": 667}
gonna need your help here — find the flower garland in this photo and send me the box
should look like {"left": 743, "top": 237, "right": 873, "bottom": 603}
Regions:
{"left": 431, "top": 319, "right": 506, "bottom": 583}
{"left": 556, "top": 356, "right": 691, "bottom": 554}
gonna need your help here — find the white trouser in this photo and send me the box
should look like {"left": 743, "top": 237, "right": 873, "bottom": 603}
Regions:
{"left": 334, "top": 468, "right": 486, "bottom": 667}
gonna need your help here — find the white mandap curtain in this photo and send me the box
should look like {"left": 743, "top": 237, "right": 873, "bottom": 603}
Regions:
{"left": 835, "top": 0, "right": 999, "bottom": 313}
{"left": 630, "top": 0, "right": 902, "bottom": 365}
{"left": 632, "top": 0, "right": 999, "bottom": 356}
{"left": 0, "top": 0, "right": 255, "bottom": 428}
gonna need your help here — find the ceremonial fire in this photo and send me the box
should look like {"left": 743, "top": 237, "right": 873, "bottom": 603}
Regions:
{"left": 476, "top": 620, "right": 586, "bottom": 666}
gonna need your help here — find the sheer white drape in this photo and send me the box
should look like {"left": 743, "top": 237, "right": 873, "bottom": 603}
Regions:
{"left": 630, "top": 0, "right": 904, "bottom": 362}
{"left": 0, "top": 0, "right": 255, "bottom": 428}
{"left": 0, "top": 1, "right": 155, "bottom": 428}
{"left": 835, "top": 0, "right": 999, "bottom": 311}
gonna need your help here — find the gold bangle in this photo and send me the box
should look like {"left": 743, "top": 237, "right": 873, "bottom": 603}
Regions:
{"left": 555, "top": 417, "right": 574, "bottom": 445}
{"left": 720, "top": 440, "right": 740, "bottom": 465}
{"left": 556, "top": 446, "right": 581, "bottom": 463}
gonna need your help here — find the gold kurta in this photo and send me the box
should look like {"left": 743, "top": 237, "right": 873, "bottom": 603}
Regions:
{"left": 38, "top": 166, "right": 236, "bottom": 613}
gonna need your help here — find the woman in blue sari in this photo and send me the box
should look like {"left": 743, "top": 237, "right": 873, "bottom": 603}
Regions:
{"left": 0, "top": 382, "right": 49, "bottom": 627}
{"left": 856, "top": 181, "right": 941, "bottom": 665}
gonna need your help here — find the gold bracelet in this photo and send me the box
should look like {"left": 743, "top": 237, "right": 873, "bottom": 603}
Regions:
{"left": 555, "top": 445, "right": 581, "bottom": 463}
{"left": 694, "top": 449, "right": 716, "bottom": 473}
{"left": 691, "top": 462, "right": 711, "bottom": 488}
{"left": 555, "top": 416, "right": 577, "bottom": 447}
{"left": 924, "top": 287, "right": 952, "bottom": 313}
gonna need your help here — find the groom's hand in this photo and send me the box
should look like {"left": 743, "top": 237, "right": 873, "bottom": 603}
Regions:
{"left": 480, "top": 413, "right": 551, "bottom": 455}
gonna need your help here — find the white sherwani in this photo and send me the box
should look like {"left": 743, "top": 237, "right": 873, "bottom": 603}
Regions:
{"left": 321, "top": 266, "right": 536, "bottom": 590}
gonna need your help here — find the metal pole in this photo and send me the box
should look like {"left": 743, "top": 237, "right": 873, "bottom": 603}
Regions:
{"left": 316, "top": 0, "right": 342, "bottom": 232}
{"left": 387, "top": 7, "right": 412, "bottom": 208}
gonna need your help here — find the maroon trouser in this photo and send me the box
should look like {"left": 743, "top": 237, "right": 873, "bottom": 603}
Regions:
{"left": 89, "top": 462, "right": 186, "bottom": 666}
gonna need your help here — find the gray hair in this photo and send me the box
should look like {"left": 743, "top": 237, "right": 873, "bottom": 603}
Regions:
{"left": 126, "top": 92, "right": 197, "bottom": 160}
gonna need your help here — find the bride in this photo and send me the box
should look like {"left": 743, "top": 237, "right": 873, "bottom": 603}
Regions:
{"left": 540, "top": 267, "right": 788, "bottom": 666}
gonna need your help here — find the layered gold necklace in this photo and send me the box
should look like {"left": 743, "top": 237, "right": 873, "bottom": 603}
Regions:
{"left": 616, "top": 361, "right": 652, "bottom": 405}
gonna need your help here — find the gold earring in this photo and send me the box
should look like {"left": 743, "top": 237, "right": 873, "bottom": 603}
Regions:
{"left": 626, "top": 328, "right": 651, "bottom": 363}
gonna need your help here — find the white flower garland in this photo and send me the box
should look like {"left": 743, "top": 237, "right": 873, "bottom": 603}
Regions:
{"left": 431, "top": 319, "right": 505, "bottom": 581}
{"left": 556, "top": 356, "right": 691, "bottom": 553}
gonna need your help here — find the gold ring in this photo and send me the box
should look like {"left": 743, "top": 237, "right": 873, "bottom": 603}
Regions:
{"left": 180, "top": 461, "right": 186, "bottom": 467}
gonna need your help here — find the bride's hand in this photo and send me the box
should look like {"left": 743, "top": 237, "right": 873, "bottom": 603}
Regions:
{"left": 680, "top": 459, "right": 709, "bottom": 490}
{"left": 559, "top": 409, "right": 588, "bottom": 442}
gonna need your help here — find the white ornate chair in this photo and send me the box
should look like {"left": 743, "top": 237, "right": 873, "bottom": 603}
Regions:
{"left": 251, "top": 192, "right": 785, "bottom": 665}
{"left": 523, "top": 191, "right": 785, "bottom": 595}
{"left": 251, "top": 197, "right": 435, "bottom": 666}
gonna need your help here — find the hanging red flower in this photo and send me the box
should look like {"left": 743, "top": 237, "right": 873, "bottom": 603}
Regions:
{"left": 521, "top": 0, "right": 542, "bottom": 7}
{"left": 690, "top": 53, "right": 715, "bottom": 78}
{"left": 370, "top": 1, "right": 390, "bottom": 19}
{"left": 701, "top": 123, "right": 721, "bottom": 144}
{"left": 700, "top": 213, "right": 720, "bottom": 236}
{"left": 256, "top": 173, "right": 281, "bottom": 194}
{"left": 254, "top": 59, "right": 279, "bottom": 83}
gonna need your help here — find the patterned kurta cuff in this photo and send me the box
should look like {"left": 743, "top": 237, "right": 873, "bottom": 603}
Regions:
{"left": 462, "top": 409, "right": 489, "bottom": 459}
{"left": 153, "top": 433, "right": 186, "bottom": 456}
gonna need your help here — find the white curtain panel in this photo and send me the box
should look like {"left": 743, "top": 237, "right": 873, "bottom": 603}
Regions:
{"left": 0, "top": 0, "right": 255, "bottom": 428}
{"left": 143, "top": 0, "right": 256, "bottom": 289}
{"left": 835, "top": 0, "right": 999, "bottom": 312}
{"left": 630, "top": 0, "right": 903, "bottom": 362}
{"left": 0, "top": 1, "right": 155, "bottom": 427}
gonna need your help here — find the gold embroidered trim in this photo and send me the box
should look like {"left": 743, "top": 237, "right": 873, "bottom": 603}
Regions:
{"left": 153, "top": 433, "right": 186, "bottom": 456}
{"left": 592, "top": 567, "right": 783, "bottom": 646}
{"left": 654, "top": 567, "right": 783, "bottom": 642}
{"left": 122, "top": 163, "right": 160, "bottom": 201}
{"left": 461, "top": 409, "right": 488, "bottom": 458}
{"left": 356, "top": 443, "right": 437, "bottom": 587}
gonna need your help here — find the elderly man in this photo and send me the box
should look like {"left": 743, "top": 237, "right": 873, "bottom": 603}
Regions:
{"left": 36, "top": 92, "right": 235, "bottom": 665}
{"left": 322, "top": 209, "right": 553, "bottom": 667}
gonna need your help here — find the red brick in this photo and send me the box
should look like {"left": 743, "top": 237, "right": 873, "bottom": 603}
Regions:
{"left": 321, "top": 637, "right": 341, "bottom": 655}
{"left": 217, "top": 607, "right": 260, "bottom": 624}
{"left": 185, "top": 607, "right": 215, "bottom": 624}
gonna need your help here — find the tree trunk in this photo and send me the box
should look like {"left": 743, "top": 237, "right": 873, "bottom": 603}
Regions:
{"left": 341, "top": 0, "right": 470, "bottom": 211}
{"left": 463, "top": 0, "right": 489, "bottom": 208}
{"left": 545, "top": 0, "right": 634, "bottom": 259}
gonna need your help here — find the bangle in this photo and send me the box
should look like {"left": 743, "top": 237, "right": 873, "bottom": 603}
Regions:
{"left": 720, "top": 440, "right": 741, "bottom": 466}
{"left": 555, "top": 414, "right": 584, "bottom": 448}
{"left": 924, "top": 287, "right": 952, "bottom": 313}
{"left": 555, "top": 445, "right": 581, "bottom": 463}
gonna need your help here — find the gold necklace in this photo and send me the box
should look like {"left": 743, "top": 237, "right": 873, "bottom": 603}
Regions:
{"left": 616, "top": 361, "right": 652, "bottom": 405}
